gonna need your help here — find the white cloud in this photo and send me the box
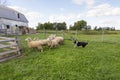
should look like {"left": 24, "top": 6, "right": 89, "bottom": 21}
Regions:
{"left": 72, "top": 0, "right": 95, "bottom": 6}
{"left": 100, "top": 19, "right": 120, "bottom": 29}
{"left": 48, "top": 13, "right": 83, "bottom": 28}
{"left": 8, "top": 6, "right": 44, "bottom": 28}
{"left": 49, "top": 13, "right": 83, "bottom": 22}
{"left": 86, "top": 3, "right": 120, "bottom": 17}
{"left": 49, "top": 14, "right": 76, "bottom": 22}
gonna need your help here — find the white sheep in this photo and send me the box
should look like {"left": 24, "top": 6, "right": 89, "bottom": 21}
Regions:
{"left": 25, "top": 37, "right": 43, "bottom": 52}
{"left": 40, "top": 39, "right": 49, "bottom": 46}
{"left": 54, "top": 37, "right": 64, "bottom": 44}
{"left": 33, "top": 37, "right": 49, "bottom": 46}
{"left": 47, "top": 38, "right": 59, "bottom": 49}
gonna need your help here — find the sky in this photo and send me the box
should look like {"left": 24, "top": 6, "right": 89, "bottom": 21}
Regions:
{"left": 5, "top": 0, "right": 120, "bottom": 29}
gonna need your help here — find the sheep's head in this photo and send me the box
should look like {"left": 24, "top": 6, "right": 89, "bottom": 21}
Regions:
{"left": 25, "top": 37, "right": 32, "bottom": 42}
{"left": 48, "top": 34, "right": 56, "bottom": 40}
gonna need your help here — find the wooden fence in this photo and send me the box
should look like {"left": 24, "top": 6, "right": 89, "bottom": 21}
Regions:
{"left": 0, "top": 37, "right": 22, "bottom": 62}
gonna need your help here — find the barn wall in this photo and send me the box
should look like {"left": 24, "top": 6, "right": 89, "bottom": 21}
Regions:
{"left": 0, "top": 18, "right": 28, "bottom": 35}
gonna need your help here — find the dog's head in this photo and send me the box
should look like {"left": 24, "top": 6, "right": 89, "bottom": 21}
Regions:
{"left": 73, "top": 40, "right": 77, "bottom": 44}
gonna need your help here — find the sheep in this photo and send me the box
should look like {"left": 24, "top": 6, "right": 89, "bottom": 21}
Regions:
{"left": 40, "top": 39, "right": 49, "bottom": 46}
{"left": 54, "top": 36, "right": 64, "bottom": 44}
{"left": 47, "top": 38, "right": 59, "bottom": 49}
{"left": 47, "top": 36, "right": 64, "bottom": 49}
{"left": 25, "top": 37, "right": 43, "bottom": 52}
{"left": 33, "top": 37, "right": 49, "bottom": 46}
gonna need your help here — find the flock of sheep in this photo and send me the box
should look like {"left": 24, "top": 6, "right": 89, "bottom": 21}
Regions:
{"left": 25, "top": 34, "right": 64, "bottom": 52}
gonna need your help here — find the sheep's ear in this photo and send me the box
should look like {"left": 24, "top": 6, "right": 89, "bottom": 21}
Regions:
{"left": 25, "top": 37, "right": 30, "bottom": 41}
{"left": 26, "top": 37, "right": 32, "bottom": 41}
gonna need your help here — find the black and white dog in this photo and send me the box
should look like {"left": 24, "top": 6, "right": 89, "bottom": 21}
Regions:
{"left": 74, "top": 40, "right": 88, "bottom": 48}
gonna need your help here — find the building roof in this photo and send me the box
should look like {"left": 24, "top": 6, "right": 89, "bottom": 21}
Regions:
{"left": 0, "top": 5, "right": 28, "bottom": 23}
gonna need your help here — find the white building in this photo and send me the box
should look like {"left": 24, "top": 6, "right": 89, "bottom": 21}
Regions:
{"left": 0, "top": 5, "right": 28, "bottom": 35}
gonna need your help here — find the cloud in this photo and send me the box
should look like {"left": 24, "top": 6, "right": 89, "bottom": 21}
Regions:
{"left": 81, "top": 3, "right": 120, "bottom": 29}
{"left": 48, "top": 13, "right": 83, "bottom": 28}
{"left": 72, "top": 0, "right": 95, "bottom": 6}
{"left": 86, "top": 3, "right": 120, "bottom": 17}
{"left": 8, "top": 6, "right": 44, "bottom": 28}
{"left": 48, "top": 13, "right": 82, "bottom": 22}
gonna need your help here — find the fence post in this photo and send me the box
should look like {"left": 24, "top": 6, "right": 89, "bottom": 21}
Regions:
{"left": 15, "top": 26, "right": 18, "bottom": 44}
{"left": 101, "top": 28, "right": 104, "bottom": 42}
{"left": 43, "top": 28, "right": 46, "bottom": 39}
{"left": 5, "top": 29, "right": 7, "bottom": 36}
{"left": 56, "top": 27, "right": 58, "bottom": 36}
{"left": 62, "top": 30, "right": 64, "bottom": 37}
{"left": 75, "top": 29, "right": 78, "bottom": 39}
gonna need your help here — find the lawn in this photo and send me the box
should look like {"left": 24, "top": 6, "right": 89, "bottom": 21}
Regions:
{"left": 0, "top": 32, "right": 120, "bottom": 80}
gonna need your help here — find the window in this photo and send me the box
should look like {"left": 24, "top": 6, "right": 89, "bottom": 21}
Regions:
{"left": 15, "top": 25, "right": 18, "bottom": 27}
{"left": 6, "top": 25, "right": 10, "bottom": 29}
{"left": 18, "top": 13, "right": 20, "bottom": 18}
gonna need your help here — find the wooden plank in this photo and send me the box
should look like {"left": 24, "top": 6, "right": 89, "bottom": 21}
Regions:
{"left": 0, "top": 54, "right": 20, "bottom": 63}
{"left": 0, "top": 37, "right": 15, "bottom": 40}
{"left": 0, "top": 44, "right": 17, "bottom": 48}
{"left": 0, "top": 50, "right": 18, "bottom": 55}
{"left": 0, "top": 39, "right": 16, "bottom": 42}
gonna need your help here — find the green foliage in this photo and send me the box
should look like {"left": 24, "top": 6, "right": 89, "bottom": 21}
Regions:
{"left": 94, "top": 26, "right": 116, "bottom": 31}
{"left": 36, "top": 22, "right": 67, "bottom": 30}
{"left": 84, "top": 25, "right": 91, "bottom": 30}
{"left": 70, "top": 20, "right": 87, "bottom": 30}
{"left": 36, "top": 22, "right": 54, "bottom": 30}
{"left": 55, "top": 22, "right": 67, "bottom": 30}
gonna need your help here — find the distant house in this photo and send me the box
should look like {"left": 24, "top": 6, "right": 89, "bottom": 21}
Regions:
{"left": 0, "top": 5, "right": 29, "bottom": 35}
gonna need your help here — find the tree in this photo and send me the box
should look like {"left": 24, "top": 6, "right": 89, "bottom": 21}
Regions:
{"left": 70, "top": 20, "right": 87, "bottom": 30}
{"left": 97, "top": 27, "right": 102, "bottom": 30}
{"left": 36, "top": 22, "right": 67, "bottom": 30}
{"left": 111, "top": 27, "right": 115, "bottom": 31}
{"left": 84, "top": 25, "right": 91, "bottom": 30}
{"left": 43, "top": 22, "right": 53, "bottom": 30}
{"left": 55, "top": 22, "right": 67, "bottom": 30}
{"left": 94, "top": 26, "right": 98, "bottom": 30}
{"left": 69, "top": 25, "right": 75, "bottom": 30}
{"left": 36, "top": 23, "right": 44, "bottom": 30}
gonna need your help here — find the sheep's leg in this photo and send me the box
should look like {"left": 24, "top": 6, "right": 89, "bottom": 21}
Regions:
{"left": 37, "top": 46, "right": 43, "bottom": 52}
{"left": 50, "top": 45, "right": 53, "bottom": 49}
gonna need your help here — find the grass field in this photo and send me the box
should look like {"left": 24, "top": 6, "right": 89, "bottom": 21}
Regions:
{"left": 0, "top": 32, "right": 120, "bottom": 80}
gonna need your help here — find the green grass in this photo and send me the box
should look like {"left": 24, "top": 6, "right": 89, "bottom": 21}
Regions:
{"left": 0, "top": 33, "right": 120, "bottom": 80}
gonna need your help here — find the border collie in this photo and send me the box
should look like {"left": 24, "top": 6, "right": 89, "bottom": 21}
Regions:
{"left": 74, "top": 40, "right": 88, "bottom": 48}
